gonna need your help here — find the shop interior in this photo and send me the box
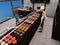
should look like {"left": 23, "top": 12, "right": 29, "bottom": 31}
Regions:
{"left": 0, "top": 0, "right": 60, "bottom": 45}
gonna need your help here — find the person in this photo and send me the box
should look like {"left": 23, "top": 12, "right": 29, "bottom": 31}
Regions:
{"left": 37, "top": 6, "right": 48, "bottom": 32}
{"left": 13, "top": 9, "right": 19, "bottom": 25}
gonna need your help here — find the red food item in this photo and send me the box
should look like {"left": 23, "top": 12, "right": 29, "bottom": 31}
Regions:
{"left": 7, "top": 40, "right": 12, "bottom": 44}
{"left": 4, "top": 38, "right": 9, "bottom": 42}
{"left": 12, "top": 37, "right": 16, "bottom": 40}
{"left": 12, "top": 40, "right": 17, "bottom": 44}
{"left": 7, "top": 34, "right": 11, "bottom": 37}
{"left": 8, "top": 35, "right": 13, "bottom": 39}
{"left": 4, "top": 38, "right": 7, "bottom": 41}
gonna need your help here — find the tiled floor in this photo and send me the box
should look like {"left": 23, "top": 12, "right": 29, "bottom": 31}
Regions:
{"left": 29, "top": 17, "right": 60, "bottom": 45}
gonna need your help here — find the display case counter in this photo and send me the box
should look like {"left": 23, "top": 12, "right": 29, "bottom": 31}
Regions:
{"left": 0, "top": 12, "right": 41, "bottom": 45}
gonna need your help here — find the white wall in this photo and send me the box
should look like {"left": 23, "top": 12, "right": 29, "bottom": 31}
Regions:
{"left": 24, "top": 0, "right": 59, "bottom": 17}
{"left": 24, "top": 0, "right": 32, "bottom": 8}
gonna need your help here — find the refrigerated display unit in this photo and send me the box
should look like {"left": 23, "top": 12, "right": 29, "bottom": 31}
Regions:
{"left": 52, "top": 4, "right": 60, "bottom": 41}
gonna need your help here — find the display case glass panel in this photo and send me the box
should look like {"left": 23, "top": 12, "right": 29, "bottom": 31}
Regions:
{"left": 0, "top": 1, "right": 13, "bottom": 23}
{"left": 12, "top": 0, "right": 22, "bottom": 8}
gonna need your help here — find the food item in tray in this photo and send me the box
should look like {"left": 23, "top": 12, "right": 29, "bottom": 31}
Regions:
{"left": 7, "top": 40, "right": 12, "bottom": 44}
{"left": 11, "top": 37, "right": 16, "bottom": 41}
{"left": 3, "top": 34, "right": 17, "bottom": 45}
{"left": 22, "top": 31, "right": 24, "bottom": 34}
{"left": 7, "top": 34, "right": 10, "bottom": 38}
{"left": 25, "top": 13, "right": 39, "bottom": 24}
{"left": 16, "top": 32, "right": 20, "bottom": 35}
{"left": 18, "top": 23, "right": 31, "bottom": 32}
{"left": 25, "top": 19, "right": 35, "bottom": 24}
{"left": 35, "top": 13, "right": 40, "bottom": 17}
{"left": 12, "top": 39, "right": 17, "bottom": 44}
{"left": 25, "top": 15, "right": 38, "bottom": 24}
{"left": 20, "top": 34, "right": 23, "bottom": 36}
{"left": 32, "top": 13, "right": 38, "bottom": 18}
{"left": 8, "top": 35, "right": 13, "bottom": 39}
{"left": 13, "top": 29, "right": 25, "bottom": 36}
{"left": 18, "top": 30, "right": 22, "bottom": 32}
{"left": 4, "top": 38, "right": 9, "bottom": 42}
{"left": 16, "top": 29, "right": 19, "bottom": 32}
{"left": 13, "top": 30, "right": 17, "bottom": 34}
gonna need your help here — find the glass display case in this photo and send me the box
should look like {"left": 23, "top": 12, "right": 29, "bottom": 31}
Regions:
{"left": 11, "top": 0, "right": 22, "bottom": 8}
{"left": 0, "top": 1, "right": 13, "bottom": 23}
